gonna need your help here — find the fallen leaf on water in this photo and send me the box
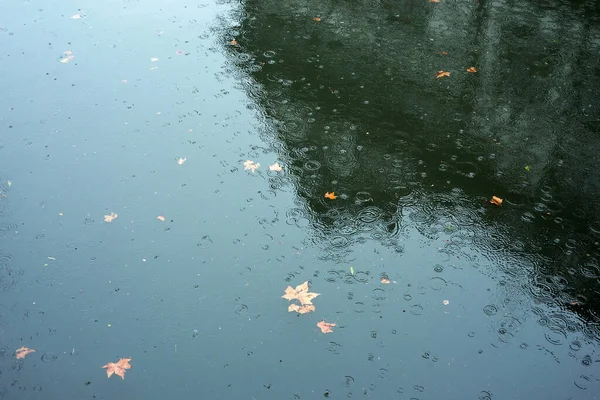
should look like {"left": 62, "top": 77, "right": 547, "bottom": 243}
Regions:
{"left": 525, "top": 165, "right": 531, "bottom": 171}
{"left": 102, "top": 358, "right": 132, "bottom": 379}
{"left": 312, "top": 17, "right": 321, "bottom": 22}
{"left": 324, "top": 192, "right": 338, "bottom": 200}
{"left": 317, "top": 320, "right": 336, "bottom": 334}
{"left": 243, "top": 160, "right": 260, "bottom": 173}
{"left": 282, "top": 281, "right": 320, "bottom": 305}
{"left": 177, "top": 157, "right": 187, "bottom": 165}
{"left": 60, "top": 51, "right": 75, "bottom": 63}
{"left": 104, "top": 212, "right": 118, "bottom": 223}
{"left": 443, "top": 299, "right": 450, "bottom": 305}
{"left": 16, "top": 346, "right": 35, "bottom": 359}
{"left": 489, "top": 196, "right": 503, "bottom": 206}
{"left": 441, "top": 51, "right": 448, "bottom": 55}
{"left": 157, "top": 215, "right": 165, "bottom": 221}
{"left": 436, "top": 70, "right": 450, "bottom": 78}
{"left": 381, "top": 278, "right": 390, "bottom": 284}
{"left": 467, "top": 67, "right": 477, "bottom": 73}
{"left": 175, "top": 49, "right": 183, "bottom": 55}
{"left": 230, "top": 39, "right": 238, "bottom": 45}
{"left": 7, "top": 180, "right": 11, "bottom": 187}
{"left": 350, "top": 266, "right": 354, "bottom": 275}
{"left": 269, "top": 162, "right": 283, "bottom": 172}
{"left": 430, "top": 0, "right": 440, "bottom": 2}
{"left": 150, "top": 57, "right": 159, "bottom": 62}
{"left": 288, "top": 304, "right": 315, "bottom": 314}
{"left": 283, "top": 281, "right": 320, "bottom": 314}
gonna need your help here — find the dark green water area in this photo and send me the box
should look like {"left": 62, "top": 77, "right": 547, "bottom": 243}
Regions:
{"left": 1, "top": 0, "right": 600, "bottom": 398}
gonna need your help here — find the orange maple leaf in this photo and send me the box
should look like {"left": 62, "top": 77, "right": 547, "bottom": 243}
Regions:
{"left": 441, "top": 51, "right": 448, "bottom": 55}
{"left": 104, "top": 212, "right": 118, "bottom": 223}
{"left": 230, "top": 39, "right": 238, "bottom": 45}
{"left": 489, "top": 196, "right": 503, "bottom": 206}
{"left": 282, "top": 281, "right": 320, "bottom": 305}
{"left": 243, "top": 160, "right": 260, "bottom": 173}
{"left": 283, "top": 281, "right": 320, "bottom": 314}
{"left": 269, "top": 162, "right": 283, "bottom": 172}
{"left": 312, "top": 17, "right": 321, "bottom": 22}
{"left": 102, "top": 358, "right": 132, "bottom": 379}
{"left": 436, "top": 70, "right": 450, "bottom": 78}
{"left": 467, "top": 67, "right": 477, "bottom": 73}
{"left": 324, "top": 192, "right": 338, "bottom": 200}
{"left": 317, "top": 320, "right": 336, "bottom": 334}
{"left": 381, "top": 278, "right": 391, "bottom": 284}
{"left": 15, "top": 346, "right": 35, "bottom": 359}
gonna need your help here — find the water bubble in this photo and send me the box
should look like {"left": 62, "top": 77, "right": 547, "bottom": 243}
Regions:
{"left": 327, "top": 342, "right": 341, "bottom": 354}
{"left": 410, "top": 304, "right": 423, "bottom": 315}
{"left": 478, "top": 391, "right": 492, "bottom": 400}
{"left": 429, "top": 276, "right": 447, "bottom": 290}
{"left": 41, "top": 352, "right": 58, "bottom": 363}
{"left": 354, "top": 302, "right": 365, "bottom": 313}
{"left": 355, "top": 192, "right": 372, "bottom": 203}
{"left": 483, "top": 305, "right": 498, "bottom": 316}
{"left": 372, "top": 288, "right": 386, "bottom": 301}
{"left": 330, "top": 236, "right": 350, "bottom": 248}
{"left": 544, "top": 328, "right": 566, "bottom": 346}
{"left": 196, "top": 236, "right": 213, "bottom": 248}
{"left": 304, "top": 160, "right": 321, "bottom": 171}
{"left": 352, "top": 271, "right": 369, "bottom": 283}
{"left": 234, "top": 304, "right": 248, "bottom": 315}
{"left": 581, "top": 355, "right": 592, "bottom": 366}
{"left": 357, "top": 207, "right": 381, "bottom": 223}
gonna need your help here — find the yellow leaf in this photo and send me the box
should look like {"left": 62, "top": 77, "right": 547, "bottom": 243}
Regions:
{"left": 104, "top": 212, "right": 118, "bottom": 223}
{"left": 489, "top": 196, "right": 503, "bottom": 207}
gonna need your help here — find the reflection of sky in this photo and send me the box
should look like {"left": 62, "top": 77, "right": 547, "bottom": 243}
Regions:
{"left": 0, "top": 0, "right": 599, "bottom": 398}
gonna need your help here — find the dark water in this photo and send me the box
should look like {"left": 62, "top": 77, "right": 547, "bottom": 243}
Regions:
{"left": 1, "top": 0, "right": 600, "bottom": 398}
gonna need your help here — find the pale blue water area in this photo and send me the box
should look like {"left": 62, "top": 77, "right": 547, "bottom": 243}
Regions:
{"left": 1, "top": 0, "right": 599, "bottom": 399}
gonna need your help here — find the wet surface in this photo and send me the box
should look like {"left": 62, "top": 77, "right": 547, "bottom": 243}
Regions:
{"left": 1, "top": 0, "right": 600, "bottom": 398}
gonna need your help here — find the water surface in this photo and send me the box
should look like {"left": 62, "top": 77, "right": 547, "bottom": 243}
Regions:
{"left": 1, "top": 0, "right": 599, "bottom": 398}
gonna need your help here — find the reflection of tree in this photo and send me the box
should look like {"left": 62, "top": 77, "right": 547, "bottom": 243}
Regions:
{"left": 223, "top": 0, "right": 600, "bottom": 323}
